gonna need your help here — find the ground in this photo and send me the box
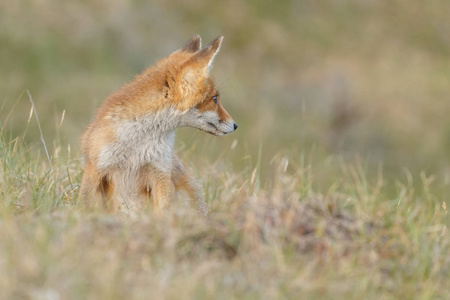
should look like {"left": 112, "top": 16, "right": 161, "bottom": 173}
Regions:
{"left": 0, "top": 136, "right": 448, "bottom": 299}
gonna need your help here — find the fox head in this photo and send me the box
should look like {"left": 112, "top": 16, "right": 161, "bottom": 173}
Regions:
{"left": 163, "top": 35, "right": 238, "bottom": 136}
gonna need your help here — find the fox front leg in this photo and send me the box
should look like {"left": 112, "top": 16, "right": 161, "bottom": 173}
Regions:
{"left": 171, "top": 156, "right": 208, "bottom": 216}
{"left": 80, "top": 161, "right": 114, "bottom": 210}
{"left": 173, "top": 171, "right": 208, "bottom": 216}
{"left": 151, "top": 175, "right": 176, "bottom": 212}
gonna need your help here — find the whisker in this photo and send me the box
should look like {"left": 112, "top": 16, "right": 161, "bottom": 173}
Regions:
{"left": 217, "top": 76, "right": 231, "bottom": 92}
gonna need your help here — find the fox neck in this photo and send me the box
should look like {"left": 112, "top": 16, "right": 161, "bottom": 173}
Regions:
{"left": 97, "top": 107, "right": 183, "bottom": 173}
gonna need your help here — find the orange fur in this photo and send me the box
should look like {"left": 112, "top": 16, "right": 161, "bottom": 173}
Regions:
{"left": 80, "top": 35, "right": 237, "bottom": 215}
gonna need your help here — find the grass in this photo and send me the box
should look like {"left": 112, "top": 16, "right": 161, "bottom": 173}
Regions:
{"left": 2, "top": 1, "right": 450, "bottom": 298}
{"left": 1, "top": 123, "right": 448, "bottom": 299}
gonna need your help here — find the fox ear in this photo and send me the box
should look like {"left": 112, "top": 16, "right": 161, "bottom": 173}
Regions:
{"left": 175, "top": 36, "right": 223, "bottom": 109}
{"left": 189, "top": 36, "right": 223, "bottom": 77}
{"left": 181, "top": 34, "right": 202, "bottom": 53}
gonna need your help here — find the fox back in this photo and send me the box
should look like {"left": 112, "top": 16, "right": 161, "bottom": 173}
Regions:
{"left": 80, "top": 35, "right": 237, "bottom": 214}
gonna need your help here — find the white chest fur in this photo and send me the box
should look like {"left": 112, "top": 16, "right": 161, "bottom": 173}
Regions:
{"left": 97, "top": 107, "right": 183, "bottom": 173}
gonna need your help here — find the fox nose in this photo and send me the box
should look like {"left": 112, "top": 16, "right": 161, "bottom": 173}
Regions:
{"left": 233, "top": 123, "right": 238, "bottom": 130}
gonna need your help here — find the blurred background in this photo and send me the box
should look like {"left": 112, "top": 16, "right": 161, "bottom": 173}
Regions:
{"left": 1, "top": 0, "right": 450, "bottom": 190}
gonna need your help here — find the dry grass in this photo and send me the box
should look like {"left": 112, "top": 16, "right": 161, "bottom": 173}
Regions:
{"left": 1, "top": 1, "right": 450, "bottom": 298}
{"left": 1, "top": 130, "right": 448, "bottom": 300}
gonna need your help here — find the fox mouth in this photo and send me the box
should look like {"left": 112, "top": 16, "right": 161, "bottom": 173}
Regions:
{"left": 207, "top": 122, "right": 219, "bottom": 130}
{"left": 204, "top": 122, "right": 229, "bottom": 136}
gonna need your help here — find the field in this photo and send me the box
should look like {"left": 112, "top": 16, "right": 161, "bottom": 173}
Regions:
{"left": 1, "top": 1, "right": 450, "bottom": 299}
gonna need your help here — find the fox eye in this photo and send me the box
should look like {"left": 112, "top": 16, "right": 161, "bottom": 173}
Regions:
{"left": 212, "top": 95, "right": 218, "bottom": 104}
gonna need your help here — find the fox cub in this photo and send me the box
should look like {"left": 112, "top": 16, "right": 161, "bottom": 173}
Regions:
{"left": 80, "top": 35, "right": 237, "bottom": 214}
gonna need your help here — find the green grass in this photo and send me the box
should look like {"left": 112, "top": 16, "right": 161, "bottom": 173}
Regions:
{"left": 1, "top": 126, "right": 448, "bottom": 299}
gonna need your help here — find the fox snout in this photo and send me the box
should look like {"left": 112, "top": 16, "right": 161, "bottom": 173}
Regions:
{"left": 215, "top": 118, "right": 238, "bottom": 136}
{"left": 213, "top": 102, "right": 237, "bottom": 135}
{"left": 196, "top": 108, "right": 237, "bottom": 136}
